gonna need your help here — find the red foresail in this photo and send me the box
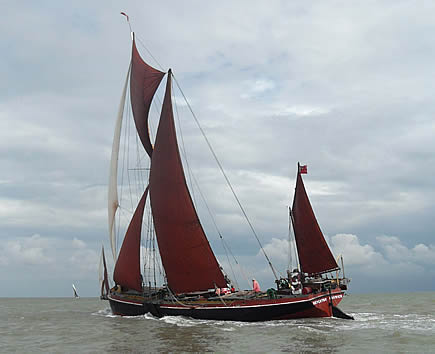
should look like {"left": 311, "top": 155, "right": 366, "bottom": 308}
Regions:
{"left": 130, "top": 35, "right": 166, "bottom": 157}
{"left": 149, "top": 71, "right": 227, "bottom": 294}
{"left": 291, "top": 170, "right": 338, "bottom": 275}
{"left": 113, "top": 187, "right": 148, "bottom": 292}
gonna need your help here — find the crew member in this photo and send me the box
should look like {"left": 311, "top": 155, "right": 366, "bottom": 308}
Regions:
{"left": 252, "top": 278, "right": 261, "bottom": 292}
{"left": 291, "top": 269, "right": 302, "bottom": 295}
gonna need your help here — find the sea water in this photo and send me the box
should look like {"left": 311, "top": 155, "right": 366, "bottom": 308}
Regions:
{"left": 1, "top": 292, "right": 434, "bottom": 353}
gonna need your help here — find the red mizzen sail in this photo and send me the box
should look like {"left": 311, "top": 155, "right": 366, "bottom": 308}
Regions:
{"left": 149, "top": 71, "right": 227, "bottom": 294}
{"left": 130, "top": 35, "right": 165, "bottom": 157}
{"left": 291, "top": 167, "right": 338, "bottom": 275}
{"left": 113, "top": 187, "right": 149, "bottom": 292}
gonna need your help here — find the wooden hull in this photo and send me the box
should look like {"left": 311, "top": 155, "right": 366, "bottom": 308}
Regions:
{"left": 108, "top": 288, "right": 345, "bottom": 321}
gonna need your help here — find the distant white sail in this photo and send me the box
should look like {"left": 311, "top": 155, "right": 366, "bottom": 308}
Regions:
{"left": 72, "top": 283, "right": 79, "bottom": 298}
{"left": 108, "top": 63, "right": 131, "bottom": 261}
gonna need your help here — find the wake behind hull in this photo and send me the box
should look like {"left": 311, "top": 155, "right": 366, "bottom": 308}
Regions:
{"left": 108, "top": 289, "right": 345, "bottom": 321}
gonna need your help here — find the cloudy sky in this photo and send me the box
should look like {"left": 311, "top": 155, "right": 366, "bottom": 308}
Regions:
{"left": 1, "top": 0, "right": 435, "bottom": 297}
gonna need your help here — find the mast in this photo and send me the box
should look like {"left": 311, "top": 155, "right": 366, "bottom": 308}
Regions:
{"left": 341, "top": 255, "right": 345, "bottom": 279}
{"left": 111, "top": 34, "right": 228, "bottom": 295}
{"left": 291, "top": 163, "right": 339, "bottom": 275}
{"left": 110, "top": 35, "right": 165, "bottom": 292}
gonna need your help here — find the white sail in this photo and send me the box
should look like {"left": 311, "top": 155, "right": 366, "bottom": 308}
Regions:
{"left": 108, "top": 63, "right": 131, "bottom": 261}
{"left": 72, "top": 283, "right": 79, "bottom": 298}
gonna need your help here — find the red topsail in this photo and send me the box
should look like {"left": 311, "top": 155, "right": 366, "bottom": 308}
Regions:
{"left": 291, "top": 168, "right": 338, "bottom": 275}
{"left": 130, "top": 36, "right": 165, "bottom": 157}
{"left": 149, "top": 71, "right": 227, "bottom": 294}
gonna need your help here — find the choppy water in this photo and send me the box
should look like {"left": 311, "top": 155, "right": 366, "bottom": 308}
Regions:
{"left": 1, "top": 292, "right": 434, "bottom": 353}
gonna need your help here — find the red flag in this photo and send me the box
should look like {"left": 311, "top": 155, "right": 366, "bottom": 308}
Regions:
{"left": 120, "top": 12, "right": 129, "bottom": 21}
{"left": 299, "top": 165, "right": 307, "bottom": 174}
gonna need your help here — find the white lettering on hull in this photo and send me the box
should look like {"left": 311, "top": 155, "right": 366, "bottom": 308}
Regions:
{"left": 311, "top": 294, "right": 343, "bottom": 305}
{"left": 312, "top": 297, "right": 327, "bottom": 305}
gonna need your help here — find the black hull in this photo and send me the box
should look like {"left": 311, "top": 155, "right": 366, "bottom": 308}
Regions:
{"left": 159, "top": 301, "right": 313, "bottom": 322}
{"left": 108, "top": 291, "right": 346, "bottom": 322}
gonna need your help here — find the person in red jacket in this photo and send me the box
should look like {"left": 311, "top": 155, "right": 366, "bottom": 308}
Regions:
{"left": 252, "top": 278, "right": 261, "bottom": 292}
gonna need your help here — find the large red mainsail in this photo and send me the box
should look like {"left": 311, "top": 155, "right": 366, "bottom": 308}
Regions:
{"left": 130, "top": 35, "right": 166, "bottom": 157}
{"left": 291, "top": 168, "right": 338, "bottom": 275}
{"left": 113, "top": 188, "right": 148, "bottom": 292}
{"left": 149, "top": 71, "right": 227, "bottom": 294}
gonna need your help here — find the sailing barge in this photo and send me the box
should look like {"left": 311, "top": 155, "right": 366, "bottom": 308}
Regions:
{"left": 100, "top": 28, "right": 352, "bottom": 321}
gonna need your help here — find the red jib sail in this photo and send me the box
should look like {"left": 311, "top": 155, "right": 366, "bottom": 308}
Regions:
{"left": 291, "top": 168, "right": 338, "bottom": 275}
{"left": 130, "top": 35, "right": 165, "bottom": 157}
{"left": 149, "top": 71, "right": 227, "bottom": 294}
{"left": 113, "top": 187, "right": 149, "bottom": 292}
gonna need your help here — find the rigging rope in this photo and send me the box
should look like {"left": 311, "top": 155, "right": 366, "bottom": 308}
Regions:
{"left": 132, "top": 34, "right": 279, "bottom": 283}
{"left": 173, "top": 89, "right": 197, "bottom": 204}
{"left": 171, "top": 77, "right": 243, "bottom": 289}
{"left": 136, "top": 37, "right": 165, "bottom": 72}
{"left": 166, "top": 287, "right": 196, "bottom": 308}
{"left": 186, "top": 167, "right": 240, "bottom": 289}
{"left": 287, "top": 207, "right": 293, "bottom": 270}
{"left": 121, "top": 13, "right": 163, "bottom": 71}
{"left": 172, "top": 74, "right": 279, "bottom": 281}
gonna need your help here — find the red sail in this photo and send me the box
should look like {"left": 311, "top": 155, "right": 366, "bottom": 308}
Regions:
{"left": 130, "top": 35, "right": 165, "bottom": 157}
{"left": 113, "top": 187, "right": 148, "bottom": 292}
{"left": 149, "top": 71, "right": 227, "bottom": 294}
{"left": 102, "top": 246, "right": 110, "bottom": 295}
{"left": 291, "top": 170, "right": 338, "bottom": 275}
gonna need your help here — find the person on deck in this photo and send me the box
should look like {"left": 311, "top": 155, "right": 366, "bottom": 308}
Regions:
{"left": 252, "top": 278, "right": 261, "bottom": 292}
{"left": 291, "top": 269, "right": 302, "bottom": 295}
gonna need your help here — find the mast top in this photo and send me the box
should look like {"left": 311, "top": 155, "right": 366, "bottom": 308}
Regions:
{"left": 120, "top": 12, "right": 132, "bottom": 34}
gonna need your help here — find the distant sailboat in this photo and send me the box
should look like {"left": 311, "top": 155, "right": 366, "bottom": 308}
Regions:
{"left": 103, "top": 19, "right": 353, "bottom": 321}
{"left": 72, "top": 284, "right": 79, "bottom": 299}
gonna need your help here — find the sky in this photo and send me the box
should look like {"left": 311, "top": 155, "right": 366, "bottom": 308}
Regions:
{"left": 1, "top": 0, "right": 435, "bottom": 297}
